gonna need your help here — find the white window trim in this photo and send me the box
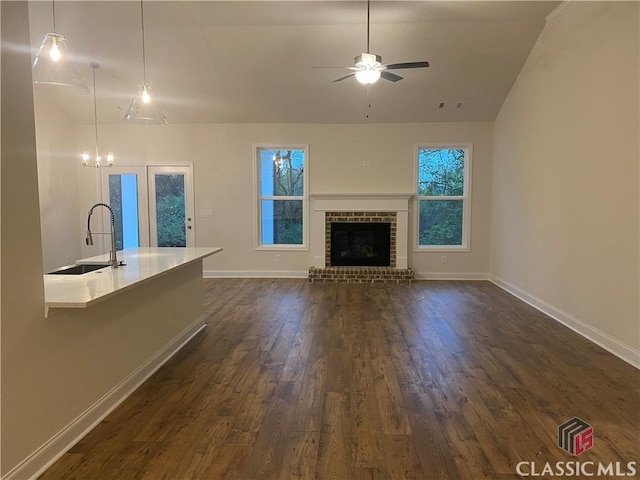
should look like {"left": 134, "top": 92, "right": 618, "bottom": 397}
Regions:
{"left": 253, "top": 144, "right": 309, "bottom": 251}
{"left": 413, "top": 143, "right": 473, "bottom": 252}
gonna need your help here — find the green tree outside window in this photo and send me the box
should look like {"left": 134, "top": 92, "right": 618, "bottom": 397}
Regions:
{"left": 155, "top": 174, "right": 186, "bottom": 247}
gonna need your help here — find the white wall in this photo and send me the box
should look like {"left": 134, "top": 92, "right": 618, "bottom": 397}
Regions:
{"left": 1, "top": 1, "right": 47, "bottom": 473}
{"left": 34, "top": 93, "right": 81, "bottom": 271}
{"left": 491, "top": 2, "right": 640, "bottom": 362}
{"left": 74, "top": 122, "right": 494, "bottom": 278}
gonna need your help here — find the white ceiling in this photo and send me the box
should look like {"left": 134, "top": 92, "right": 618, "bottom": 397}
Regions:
{"left": 28, "top": 1, "right": 560, "bottom": 124}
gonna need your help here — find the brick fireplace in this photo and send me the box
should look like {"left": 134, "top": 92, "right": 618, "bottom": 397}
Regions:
{"left": 308, "top": 194, "right": 415, "bottom": 283}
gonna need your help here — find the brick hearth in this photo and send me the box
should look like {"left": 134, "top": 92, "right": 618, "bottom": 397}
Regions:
{"left": 308, "top": 266, "right": 415, "bottom": 284}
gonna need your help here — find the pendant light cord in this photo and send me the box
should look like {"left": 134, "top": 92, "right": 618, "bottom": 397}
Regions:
{"left": 140, "top": 0, "right": 147, "bottom": 84}
{"left": 52, "top": 0, "right": 57, "bottom": 33}
{"left": 91, "top": 64, "right": 100, "bottom": 156}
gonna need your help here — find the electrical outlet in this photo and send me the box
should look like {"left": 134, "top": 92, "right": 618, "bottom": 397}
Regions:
{"left": 441, "top": 256, "right": 448, "bottom": 264}
{"left": 200, "top": 209, "right": 214, "bottom": 218}
{"left": 275, "top": 254, "right": 282, "bottom": 263}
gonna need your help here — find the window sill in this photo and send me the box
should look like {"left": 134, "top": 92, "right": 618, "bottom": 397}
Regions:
{"left": 414, "top": 245, "right": 470, "bottom": 253}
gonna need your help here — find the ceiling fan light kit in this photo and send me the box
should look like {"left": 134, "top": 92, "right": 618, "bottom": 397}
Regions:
{"left": 354, "top": 53, "right": 383, "bottom": 84}
{"left": 355, "top": 69, "right": 381, "bottom": 85}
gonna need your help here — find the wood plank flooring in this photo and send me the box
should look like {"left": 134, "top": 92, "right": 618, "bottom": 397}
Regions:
{"left": 39, "top": 279, "right": 640, "bottom": 480}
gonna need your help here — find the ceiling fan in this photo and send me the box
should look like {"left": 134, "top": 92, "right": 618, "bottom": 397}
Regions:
{"left": 315, "top": 0, "right": 429, "bottom": 85}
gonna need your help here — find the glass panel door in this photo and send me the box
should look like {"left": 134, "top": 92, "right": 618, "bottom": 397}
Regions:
{"left": 148, "top": 166, "right": 195, "bottom": 247}
{"left": 101, "top": 166, "right": 150, "bottom": 249}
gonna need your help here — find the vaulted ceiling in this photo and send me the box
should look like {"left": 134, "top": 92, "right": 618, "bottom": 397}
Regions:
{"left": 28, "top": 1, "right": 559, "bottom": 124}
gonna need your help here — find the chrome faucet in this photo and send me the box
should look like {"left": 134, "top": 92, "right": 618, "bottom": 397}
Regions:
{"left": 86, "top": 203, "right": 120, "bottom": 268}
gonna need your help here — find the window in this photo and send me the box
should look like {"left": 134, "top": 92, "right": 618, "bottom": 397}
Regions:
{"left": 256, "top": 145, "right": 308, "bottom": 249}
{"left": 416, "top": 146, "right": 471, "bottom": 249}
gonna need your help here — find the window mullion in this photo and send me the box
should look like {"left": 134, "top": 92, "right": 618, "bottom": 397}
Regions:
{"left": 419, "top": 195, "right": 465, "bottom": 201}
{"left": 260, "top": 196, "right": 304, "bottom": 201}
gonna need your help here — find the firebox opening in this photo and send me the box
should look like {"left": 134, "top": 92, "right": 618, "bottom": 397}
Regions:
{"left": 330, "top": 222, "right": 391, "bottom": 267}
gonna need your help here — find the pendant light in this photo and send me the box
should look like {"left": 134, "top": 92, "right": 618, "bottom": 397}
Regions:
{"left": 32, "top": 0, "right": 90, "bottom": 94}
{"left": 82, "top": 63, "right": 114, "bottom": 168}
{"left": 124, "top": 0, "right": 168, "bottom": 124}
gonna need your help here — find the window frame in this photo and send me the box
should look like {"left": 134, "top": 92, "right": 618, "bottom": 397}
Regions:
{"left": 414, "top": 144, "right": 472, "bottom": 252}
{"left": 254, "top": 144, "right": 309, "bottom": 251}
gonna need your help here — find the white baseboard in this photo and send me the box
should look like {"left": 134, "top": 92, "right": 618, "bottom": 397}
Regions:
{"left": 203, "top": 270, "right": 490, "bottom": 281}
{"left": 490, "top": 275, "right": 640, "bottom": 370}
{"left": 203, "top": 270, "right": 308, "bottom": 279}
{"left": 3, "top": 316, "right": 206, "bottom": 480}
{"left": 414, "top": 271, "right": 490, "bottom": 281}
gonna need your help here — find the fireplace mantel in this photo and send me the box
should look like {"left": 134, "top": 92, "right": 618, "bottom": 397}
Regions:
{"left": 310, "top": 193, "right": 413, "bottom": 212}
{"left": 310, "top": 193, "right": 413, "bottom": 269}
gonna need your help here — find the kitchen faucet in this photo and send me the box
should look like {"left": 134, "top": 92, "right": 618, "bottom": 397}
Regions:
{"left": 86, "top": 203, "right": 120, "bottom": 268}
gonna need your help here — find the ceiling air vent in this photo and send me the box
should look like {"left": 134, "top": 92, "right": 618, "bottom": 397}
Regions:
{"left": 438, "top": 101, "right": 464, "bottom": 109}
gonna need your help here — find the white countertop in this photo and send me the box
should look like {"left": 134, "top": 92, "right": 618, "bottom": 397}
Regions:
{"left": 44, "top": 247, "right": 222, "bottom": 315}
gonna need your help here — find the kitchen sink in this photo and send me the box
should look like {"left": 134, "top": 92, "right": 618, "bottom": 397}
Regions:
{"left": 47, "top": 263, "right": 112, "bottom": 275}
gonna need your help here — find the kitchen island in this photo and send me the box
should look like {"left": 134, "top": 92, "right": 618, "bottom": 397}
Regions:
{"left": 14, "top": 247, "right": 224, "bottom": 479}
{"left": 44, "top": 247, "right": 222, "bottom": 316}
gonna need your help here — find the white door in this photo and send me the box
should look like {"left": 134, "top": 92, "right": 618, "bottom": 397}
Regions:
{"left": 101, "top": 164, "right": 195, "bottom": 249}
{"left": 148, "top": 166, "right": 195, "bottom": 247}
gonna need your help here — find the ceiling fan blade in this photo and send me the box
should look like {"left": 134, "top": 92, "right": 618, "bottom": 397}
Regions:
{"left": 312, "top": 66, "right": 358, "bottom": 70}
{"left": 381, "top": 71, "right": 403, "bottom": 82}
{"left": 385, "top": 61, "right": 430, "bottom": 70}
{"left": 332, "top": 73, "right": 356, "bottom": 83}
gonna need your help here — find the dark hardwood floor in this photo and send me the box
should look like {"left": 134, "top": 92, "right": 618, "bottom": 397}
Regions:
{"left": 39, "top": 279, "right": 640, "bottom": 479}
